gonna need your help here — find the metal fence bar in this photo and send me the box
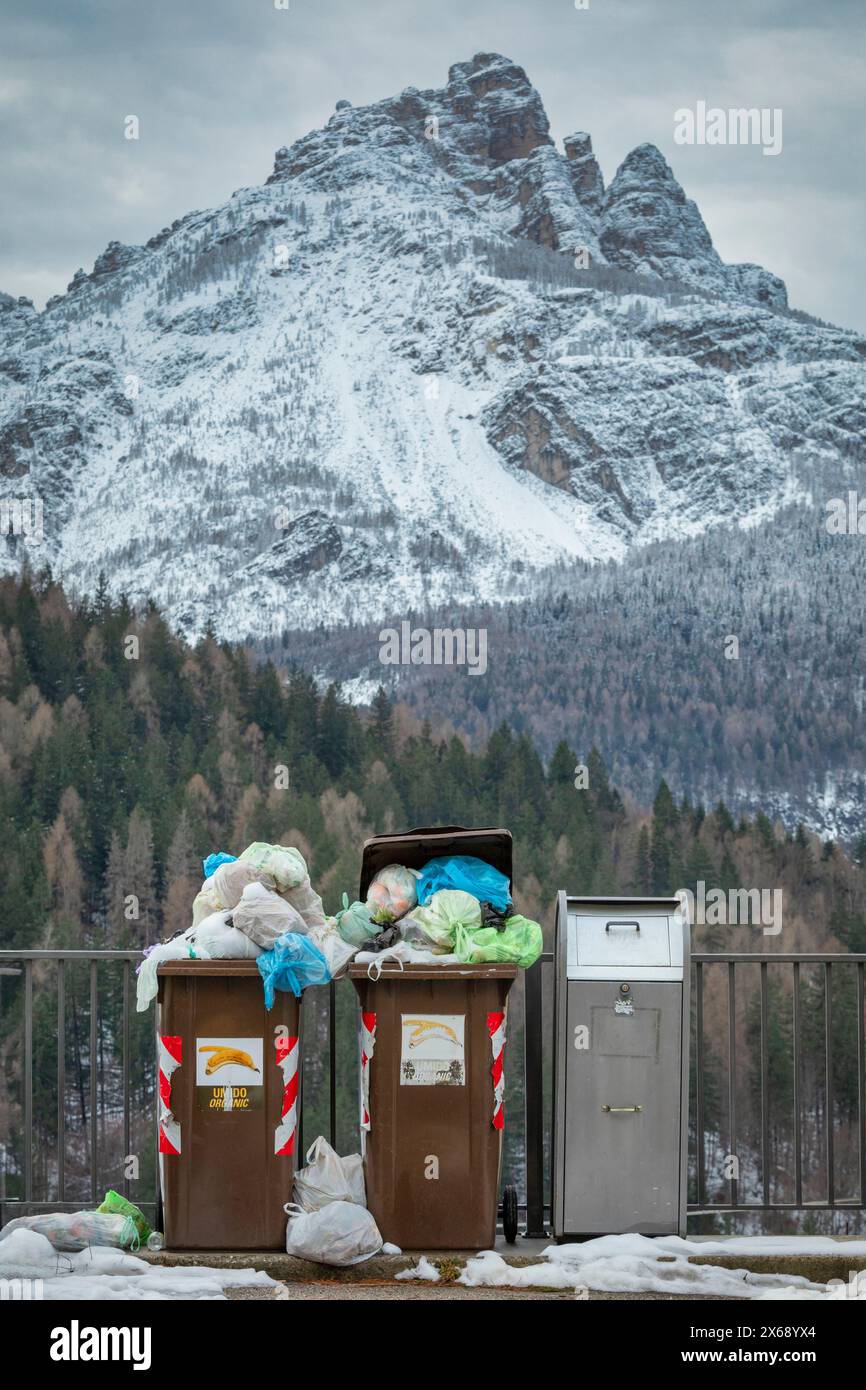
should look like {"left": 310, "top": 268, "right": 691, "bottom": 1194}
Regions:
{"left": 695, "top": 962, "right": 705, "bottom": 1205}
{"left": 57, "top": 960, "right": 66, "bottom": 1203}
{"left": 825, "top": 961, "right": 834, "bottom": 1206}
{"left": 329, "top": 978, "right": 337, "bottom": 1149}
{"left": 728, "top": 961, "right": 737, "bottom": 1208}
{"left": 859, "top": 962, "right": 866, "bottom": 1207}
{"left": 122, "top": 960, "right": 131, "bottom": 1199}
{"left": 23, "top": 960, "right": 32, "bottom": 1204}
{"left": 524, "top": 954, "right": 547, "bottom": 1237}
{"left": 89, "top": 959, "right": 98, "bottom": 1207}
{"left": 793, "top": 961, "right": 802, "bottom": 1207}
{"left": 760, "top": 961, "right": 770, "bottom": 1207}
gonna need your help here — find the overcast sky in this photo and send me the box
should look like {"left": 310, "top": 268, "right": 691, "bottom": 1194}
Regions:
{"left": 1, "top": 0, "right": 864, "bottom": 328}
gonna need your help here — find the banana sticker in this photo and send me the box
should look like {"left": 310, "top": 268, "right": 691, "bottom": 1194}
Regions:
{"left": 198, "top": 1045, "right": 260, "bottom": 1075}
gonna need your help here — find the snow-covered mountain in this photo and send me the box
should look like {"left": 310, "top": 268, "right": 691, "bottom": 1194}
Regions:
{"left": 1, "top": 52, "right": 864, "bottom": 638}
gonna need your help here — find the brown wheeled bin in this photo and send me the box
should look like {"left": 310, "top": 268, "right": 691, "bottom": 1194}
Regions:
{"left": 156, "top": 960, "right": 300, "bottom": 1251}
{"left": 350, "top": 826, "right": 517, "bottom": 1251}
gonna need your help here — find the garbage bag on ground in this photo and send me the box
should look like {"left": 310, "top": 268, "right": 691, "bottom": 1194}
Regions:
{"left": 0, "top": 1209, "right": 142, "bottom": 1252}
{"left": 202, "top": 851, "right": 237, "bottom": 879}
{"left": 453, "top": 913, "right": 543, "bottom": 969}
{"left": 365, "top": 863, "right": 418, "bottom": 923}
{"left": 231, "top": 881, "right": 307, "bottom": 948}
{"left": 284, "top": 1200, "right": 382, "bottom": 1266}
{"left": 416, "top": 855, "right": 512, "bottom": 912}
{"left": 136, "top": 927, "right": 208, "bottom": 1012}
{"left": 258, "top": 933, "right": 330, "bottom": 1007}
{"left": 293, "top": 1137, "right": 366, "bottom": 1212}
{"left": 211, "top": 859, "right": 275, "bottom": 909}
{"left": 408, "top": 889, "right": 482, "bottom": 952}
{"left": 307, "top": 920, "right": 358, "bottom": 978}
{"left": 239, "top": 842, "right": 308, "bottom": 892}
{"left": 96, "top": 1190, "right": 152, "bottom": 1246}
{"left": 334, "top": 895, "right": 374, "bottom": 947}
{"left": 193, "top": 910, "right": 261, "bottom": 960}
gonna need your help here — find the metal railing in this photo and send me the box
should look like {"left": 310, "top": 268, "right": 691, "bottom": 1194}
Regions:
{"left": 1, "top": 948, "right": 865, "bottom": 1234}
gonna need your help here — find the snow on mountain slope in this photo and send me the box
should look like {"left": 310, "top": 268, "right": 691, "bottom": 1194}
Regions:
{"left": 0, "top": 52, "right": 864, "bottom": 639}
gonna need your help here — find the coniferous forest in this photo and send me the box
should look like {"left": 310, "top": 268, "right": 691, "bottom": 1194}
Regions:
{"left": 1, "top": 569, "right": 865, "bottom": 1230}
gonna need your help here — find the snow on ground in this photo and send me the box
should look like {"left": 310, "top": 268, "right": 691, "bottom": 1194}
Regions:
{"left": 0, "top": 1229, "right": 280, "bottom": 1301}
{"left": 400, "top": 1234, "right": 866, "bottom": 1300}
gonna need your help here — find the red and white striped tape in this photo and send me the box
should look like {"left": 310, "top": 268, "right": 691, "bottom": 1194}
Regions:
{"left": 158, "top": 1034, "right": 182, "bottom": 1155}
{"left": 360, "top": 1011, "right": 376, "bottom": 1132}
{"left": 487, "top": 1011, "right": 507, "bottom": 1131}
{"left": 274, "top": 1034, "right": 300, "bottom": 1156}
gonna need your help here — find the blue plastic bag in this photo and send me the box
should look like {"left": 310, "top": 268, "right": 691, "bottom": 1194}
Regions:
{"left": 258, "top": 933, "right": 331, "bottom": 1007}
{"left": 416, "top": 855, "right": 512, "bottom": 912}
{"left": 203, "top": 851, "right": 237, "bottom": 879}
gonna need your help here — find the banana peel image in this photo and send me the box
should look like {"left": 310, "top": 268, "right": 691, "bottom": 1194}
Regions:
{"left": 403, "top": 1018, "right": 462, "bottom": 1050}
{"left": 198, "top": 1045, "right": 260, "bottom": 1076}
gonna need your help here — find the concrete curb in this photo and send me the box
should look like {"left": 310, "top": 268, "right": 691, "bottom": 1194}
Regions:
{"left": 141, "top": 1248, "right": 866, "bottom": 1286}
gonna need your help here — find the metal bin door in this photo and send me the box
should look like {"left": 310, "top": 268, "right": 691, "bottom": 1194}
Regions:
{"left": 563, "top": 979, "right": 683, "bottom": 1234}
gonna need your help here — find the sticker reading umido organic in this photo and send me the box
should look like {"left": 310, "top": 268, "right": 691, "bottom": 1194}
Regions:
{"left": 400, "top": 1014, "right": 465, "bottom": 1086}
{"left": 196, "top": 1036, "right": 264, "bottom": 1112}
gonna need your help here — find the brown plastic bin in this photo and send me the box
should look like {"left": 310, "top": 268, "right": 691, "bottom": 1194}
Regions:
{"left": 156, "top": 960, "right": 301, "bottom": 1251}
{"left": 351, "top": 825, "right": 517, "bottom": 1250}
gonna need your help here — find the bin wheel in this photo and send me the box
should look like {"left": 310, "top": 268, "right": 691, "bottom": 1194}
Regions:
{"left": 502, "top": 1185, "right": 519, "bottom": 1244}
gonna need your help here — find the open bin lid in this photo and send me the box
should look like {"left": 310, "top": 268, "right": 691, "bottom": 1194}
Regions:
{"left": 359, "top": 824, "right": 513, "bottom": 900}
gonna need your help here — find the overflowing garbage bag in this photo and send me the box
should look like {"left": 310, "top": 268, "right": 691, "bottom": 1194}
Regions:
{"left": 231, "top": 881, "right": 307, "bottom": 948}
{"left": 284, "top": 1201, "right": 383, "bottom": 1266}
{"left": 96, "top": 1189, "right": 153, "bottom": 1246}
{"left": 202, "top": 850, "right": 237, "bottom": 879}
{"left": 366, "top": 863, "right": 419, "bottom": 923}
{"left": 334, "top": 894, "right": 375, "bottom": 947}
{"left": 137, "top": 839, "right": 343, "bottom": 1011}
{"left": 258, "top": 933, "right": 331, "bottom": 1007}
{"left": 293, "top": 1137, "right": 366, "bottom": 1212}
{"left": 415, "top": 855, "right": 512, "bottom": 913}
{"left": 453, "top": 913, "right": 543, "bottom": 968}
{"left": 407, "top": 889, "right": 482, "bottom": 952}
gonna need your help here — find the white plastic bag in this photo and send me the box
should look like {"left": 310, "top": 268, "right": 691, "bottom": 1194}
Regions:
{"left": 280, "top": 878, "right": 328, "bottom": 931}
{"left": 284, "top": 1201, "right": 381, "bottom": 1266}
{"left": 192, "top": 885, "right": 223, "bottom": 926}
{"left": 293, "top": 1137, "right": 366, "bottom": 1212}
{"left": 211, "top": 859, "right": 275, "bottom": 910}
{"left": 308, "top": 921, "right": 357, "bottom": 979}
{"left": 239, "top": 842, "right": 308, "bottom": 891}
{"left": 232, "top": 882, "right": 307, "bottom": 948}
{"left": 136, "top": 926, "right": 208, "bottom": 1012}
{"left": 193, "top": 910, "right": 261, "bottom": 959}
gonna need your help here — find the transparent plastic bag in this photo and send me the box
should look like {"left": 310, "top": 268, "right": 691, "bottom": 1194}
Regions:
{"left": 453, "top": 913, "right": 543, "bottom": 968}
{"left": 366, "top": 864, "right": 418, "bottom": 923}
{"left": 307, "top": 920, "right": 357, "bottom": 978}
{"left": 232, "top": 882, "right": 307, "bottom": 948}
{"left": 239, "top": 842, "right": 308, "bottom": 891}
{"left": 211, "top": 859, "right": 275, "bottom": 909}
{"left": 409, "top": 889, "right": 482, "bottom": 951}
{"left": 0, "top": 1210, "right": 140, "bottom": 1252}
{"left": 284, "top": 1201, "right": 382, "bottom": 1266}
{"left": 193, "top": 910, "right": 261, "bottom": 959}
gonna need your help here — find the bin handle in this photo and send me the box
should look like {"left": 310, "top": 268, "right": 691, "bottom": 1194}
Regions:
{"left": 601, "top": 1104, "right": 644, "bottom": 1113}
{"left": 605, "top": 920, "right": 641, "bottom": 932}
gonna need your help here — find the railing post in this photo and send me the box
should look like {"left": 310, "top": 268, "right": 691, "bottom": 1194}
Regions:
{"left": 524, "top": 955, "right": 546, "bottom": 1237}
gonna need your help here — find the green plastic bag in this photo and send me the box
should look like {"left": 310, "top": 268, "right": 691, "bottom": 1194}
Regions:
{"left": 334, "top": 894, "right": 375, "bottom": 947}
{"left": 97, "top": 1189, "right": 152, "bottom": 1246}
{"left": 409, "top": 890, "right": 481, "bottom": 951}
{"left": 453, "top": 913, "right": 543, "bottom": 969}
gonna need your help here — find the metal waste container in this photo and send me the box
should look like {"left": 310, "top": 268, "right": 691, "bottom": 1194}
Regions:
{"left": 350, "top": 825, "right": 517, "bottom": 1250}
{"left": 157, "top": 960, "right": 301, "bottom": 1250}
{"left": 552, "top": 895, "right": 690, "bottom": 1238}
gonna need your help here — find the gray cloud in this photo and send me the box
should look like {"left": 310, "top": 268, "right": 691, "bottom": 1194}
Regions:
{"left": 1, "top": 0, "right": 863, "bottom": 327}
